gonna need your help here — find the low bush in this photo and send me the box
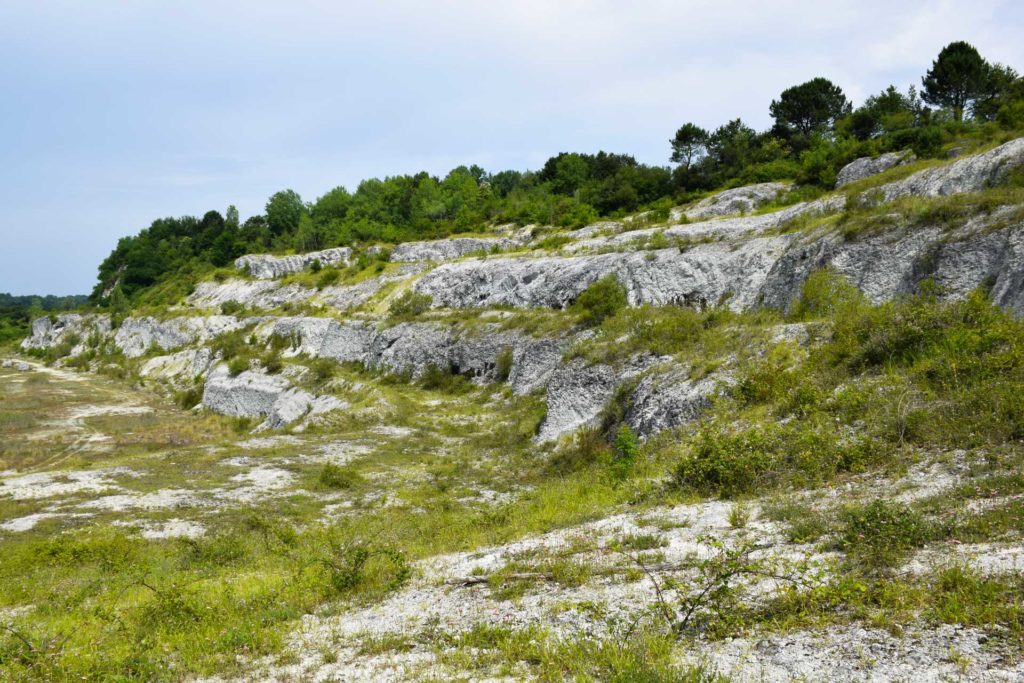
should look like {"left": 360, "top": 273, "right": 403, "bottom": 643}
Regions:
{"left": 317, "top": 463, "right": 364, "bottom": 490}
{"left": 388, "top": 290, "right": 432, "bottom": 319}
{"left": 838, "top": 500, "right": 932, "bottom": 569}
{"left": 571, "top": 275, "right": 627, "bottom": 327}
{"left": 672, "top": 421, "right": 879, "bottom": 497}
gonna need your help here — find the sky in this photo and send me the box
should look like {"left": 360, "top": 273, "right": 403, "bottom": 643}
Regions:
{"left": 1, "top": 1, "right": 1022, "bottom": 295}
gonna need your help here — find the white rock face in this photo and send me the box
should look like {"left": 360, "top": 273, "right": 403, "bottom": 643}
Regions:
{"left": 835, "top": 150, "right": 915, "bottom": 187}
{"left": 139, "top": 348, "right": 216, "bottom": 385}
{"left": 678, "top": 182, "right": 789, "bottom": 220}
{"left": 186, "top": 264, "right": 426, "bottom": 312}
{"left": 879, "top": 137, "right": 1024, "bottom": 200}
{"left": 390, "top": 236, "right": 521, "bottom": 262}
{"left": 569, "top": 197, "right": 844, "bottom": 253}
{"left": 114, "top": 316, "right": 243, "bottom": 358}
{"left": 625, "top": 368, "right": 722, "bottom": 437}
{"left": 415, "top": 236, "right": 792, "bottom": 312}
{"left": 20, "top": 314, "right": 111, "bottom": 353}
{"left": 200, "top": 367, "right": 347, "bottom": 430}
{"left": 537, "top": 356, "right": 657, "bottom": 442}
{"left": 235, "top": 247, "right": 352, "bottom": 279}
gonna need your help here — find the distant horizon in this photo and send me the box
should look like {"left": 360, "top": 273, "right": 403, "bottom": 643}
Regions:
{"left": 1, "top": 0, "right": 1022, "bottom": 296}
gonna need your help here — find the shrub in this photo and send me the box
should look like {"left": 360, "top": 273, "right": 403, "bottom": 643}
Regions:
{"left": 495, "top": 347, "right": 514, "bottom": 382}
{"left": 316, "top": 267, "right": 340, "bottom": 289}
{"left": 317, "top": 463, "right": 363, "bottom": 490}
{"left": 790, "top": 268, "right": 865, "bottom": 321}
{"left": 309, "top": 358, "right": 338, "bottom": 383}
{"left": 419, "top": 363, "right": 470, "bottom": 393}
{"left": 389, "top": 290, "right": 433, "bottom": 318}
{"left": 572, "top": 275, "right": 628, "bottom": 327}
{"left": 548, "top": 429, "right": 611, "bottom": 475}
{"left": 263, "top": 352, "right": 283, "bottom": 375}
{"left": 310, "top": 258, "right": 322, "bottom": 273}
{"left": 175, "top": 386, "right": 203, "bottom": 410}
{"left": 673, "top": 421, "right": 879, "bottom": 497}
{"left": 220, "top": 300, "right": 245, "bottom": 316}
{"left": 227, "top": 356, "right": 249, "bottom": 377}
{"left": 839, "top": 500, "right": 932, "bottom": 569}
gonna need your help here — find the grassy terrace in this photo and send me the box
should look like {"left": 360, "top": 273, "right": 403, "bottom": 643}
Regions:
{"left": 2, "top": 266, "right": 1024, "bottom": 680}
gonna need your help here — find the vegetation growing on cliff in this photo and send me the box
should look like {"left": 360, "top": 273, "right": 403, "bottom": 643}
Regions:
{"left": 91, "top": 42, "right": 1024, "bottom": 306}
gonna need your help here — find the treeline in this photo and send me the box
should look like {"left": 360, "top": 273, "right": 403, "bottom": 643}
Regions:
{"left": 93, "top": 41, "right": 1024, "bottom": 303}
{"left": 0, "top": 293, "right": 89, "bottom": 344}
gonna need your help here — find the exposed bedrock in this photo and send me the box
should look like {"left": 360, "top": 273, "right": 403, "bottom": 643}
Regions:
{"left": 235, "top": 246, "right": 352, "bottom": 280}
{"left": 200, "top": 367, "right": 347, "bottom": 430}
{"left": 253, "top": 317, "right": 566, "bottom": 392}
{"left": 414, "top": 236, "right": 792, "bottom": 311}
{"left": 114, "top": 316, "right": 244, "bottom": 359}
{"left": 20, "top": 314, "right": 111, "bottom": 354}
{"left": 835, "top": 150, "right": 915, "bottom": 187}
{"left": 878, "top": 137, "right": 1024, "bottom": 200}
{"left": 390, "top": 236, "right": 523, "bottom": 262}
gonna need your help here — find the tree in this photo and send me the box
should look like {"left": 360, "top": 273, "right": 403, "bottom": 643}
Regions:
{"left": 225, "top": 205, "right": 240, "bottom": 231}
{"left": 921, "top": 41, "right": 990, "bottom": 122}
{"left": 311, "top": 186, "right": 352, "bottom": 224}
{"left": 972, "top": 63, "right": 1022, "bottom": 122}
{"left": 769, "top": 77, "right": 852, "bottom": 137}
{"left": 846, "top": 85, "right": 924, "bottom": 140}
{"left": 670, "top": 123, "right": 709, "bottom": 169}
{"left": 265, "top": 189, "right": 306, "bottom": 236}
{"left": 705, "top": 119, "right": 758, "bottom": 177}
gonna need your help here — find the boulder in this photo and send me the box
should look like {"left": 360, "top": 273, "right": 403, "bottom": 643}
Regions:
{"left": 835, "top": 151, "right": 915, "bottom": 188}
{"left": 139, "top": 348, "right": 216, "bottom": 385}
{"left": 537, "top": 356, "right": 655, "bottom": 443}
{"left": 1, "top": 359, "right": 31, "bottom": 371}
{"left": 625, "top": 368, "right": 720, "bottom": 438}
{"left": 676, "top": 182, "right": 789, "bottom": 220}
{"left": 200, "top": 367, "right": 347, "bottom": 430}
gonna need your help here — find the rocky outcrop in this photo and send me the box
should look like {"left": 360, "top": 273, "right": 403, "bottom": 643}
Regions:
{"left": 568, "top": 197, "right": 844, "bottom": 253}
{"left": 200, "top": 367, "right": 347, "bottom": 430}
{"left": 537, "top": 356, "right": 656, "bottom": 442}
{"left": 139, "top": 348, "right": 217, "bottom": 385}
{"left": 254, "top": 316, "right": 569, "bottom": 389}
{"left": 187, "top": 264, "right": 426, "bottom": 312}
{"left": 235, "top": 247, "right": 352, "bottom": 280}
{"left": 114, "top": 316, "right": 244, "bottom": 358}
{"left": 1, "top": 359, "right": 31, "bottom": 371}
{"left": 677, "top": 182, "right": 789, "bottom": 220}
{"left": 879, "top": 137, "right": 1024, "bottom": 200}
{"left": 624, "top": 368, "right": 721, "bottom": 437}
{"left": 390, "top": 237, "right": 521, "bottom": 262}
{"left": 759, "top": 214, "right": 1024, "bottom": 312}
{"left": 21, "top": 314, "right": 111, "bottom": 353}
{"left": 835, "top": 151, "right": 915, "bottom": 187}
{"left": 415, "top": 236, "right": 791, "bottom": 311}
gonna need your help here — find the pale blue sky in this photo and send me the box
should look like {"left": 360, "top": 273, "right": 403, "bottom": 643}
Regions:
{"left": 1, "top": 0, "right": 1022, "bottom": 295}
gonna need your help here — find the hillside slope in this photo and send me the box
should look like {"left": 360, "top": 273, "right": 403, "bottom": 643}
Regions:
{"left": 3, "top": 139, "right": 1024, "bottom": 681}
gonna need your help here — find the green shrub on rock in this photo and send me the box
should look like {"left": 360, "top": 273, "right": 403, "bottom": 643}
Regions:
{"left": 572, "top": 275, "right": 628, "bottom": 327}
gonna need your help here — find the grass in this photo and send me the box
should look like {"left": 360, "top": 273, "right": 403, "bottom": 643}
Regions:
{"left": 5, "top": 226, "right": 1024, "bottom": 678}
